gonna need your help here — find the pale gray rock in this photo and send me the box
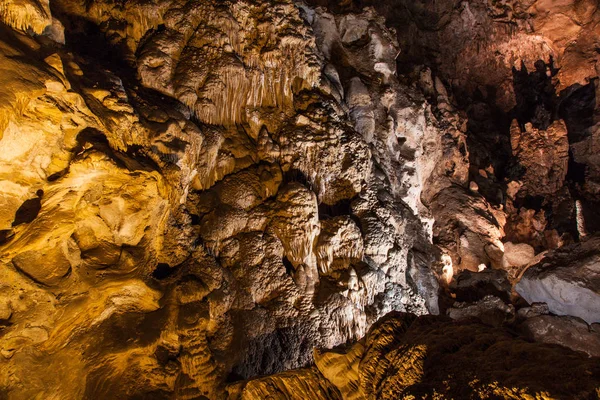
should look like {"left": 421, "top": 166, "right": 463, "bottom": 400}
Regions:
{"left": 520, "top": 314, "right": 600, "bottom": 358}
{"left": 447, "top": 295, "right": 515, "bottom": 326}
{"left": 516, "top": 235, "right": 600, "bottom": 324}
{"left": 517, "top": 302, "right": 550, "bottom": 319}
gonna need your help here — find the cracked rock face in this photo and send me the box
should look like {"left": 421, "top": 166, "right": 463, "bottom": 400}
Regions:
{"left": 1, "top": 0, "right": 600, "bottom": 398}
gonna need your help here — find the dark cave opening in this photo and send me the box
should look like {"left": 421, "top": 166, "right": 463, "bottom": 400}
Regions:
{"left": 190, "top": 214, "right": 201, "bottom": 225}
{"left": 152, "top": 263, "right": 175, "bottom": 280}
{"left": 514, "top": 195, "right": 544, "bottom": 212}
{"left": 51, "top": 3, "right": 136, "bottom": 78}
{"left": 281, "top": 168, "right": 310, "bottom": 188}
{"left": 511, "top": 59, "right": 558, "bottom": 131}
{"left": 282, "top": 256, "right": 294, "bottom": 275}
{"left": 567, "top": 150, "right": 587, "bottom": 184}
{"left": 318, "top": 197, "right": 354, "bottom": 220}
{"left": 462, "top": 85, "right": 513, "bottom": 205}
{"left": 558, "top": 80, "right": 596, "bottom": 144}
{"left": 225, "top": 370, "right": 244, "bottom": 384}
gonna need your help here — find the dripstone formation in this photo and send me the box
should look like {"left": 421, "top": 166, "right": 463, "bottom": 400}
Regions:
{"left": 0, "top": 0, "right": 599, "bottom": 399}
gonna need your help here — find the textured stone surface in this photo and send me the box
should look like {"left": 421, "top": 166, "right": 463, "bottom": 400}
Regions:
{"left": 232, "top": 312, "right": 600, "bottom": 399}
{"left": 447, "top": 295, "right": 515, "bottom": 327}
{"left": 516, "top": 235, "right": 600, "bottom": 324}
{"left": 520, "top": 314, "right": 600, "bottom": 358}
{"left": 0, "top": 0, "right": 599, "bottom": 398}
{"left": 0, "top": 0, "right": 52, "bottom": 34}
{"left": 351, "top": 0, "right": 600, "bottom": 106}
{"left": 0, "top": 1, "right": 446, "bottom": 398}
{"left": 450, "top": 269, "right": 512, "bottom": 303}
{"left": 430, "top": 185, "right": 504, "bottom": 272}
{"left": 509, "top": 119, "right": 569, "bottom": 198}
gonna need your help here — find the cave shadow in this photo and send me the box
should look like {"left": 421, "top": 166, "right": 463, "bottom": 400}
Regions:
{"left": 318, "top": 197, "right": 355, "bottom": 220}
{"left": 559, "top": 79, "right": 597, "bottom": 143}
{"left": 367, "top": 312, "right": 600, "bottom": 398}
{"left": 463, "top": 58, "right": 559, "bottom": 195}
{"left": 223, "top": 317, "right": 316, "bottom": 382}
{"left": 462, "top": 57, "right": 598, "bottom": 237}
{"left": 50, "top": 3, "right": 136, "bottom": 80}
{"left": 73, "top": 127, "right": 161, "bottom": 172}
{"left": 511, "top": 58, "right": 559, "bottom": 130}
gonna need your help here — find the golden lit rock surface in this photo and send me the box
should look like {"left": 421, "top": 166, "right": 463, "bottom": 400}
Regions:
{"left": 0, "top": 0, "right": 599, "bottom": 398}
{"left": 0, "top": 1, "right": 441, "bottom": 398}
{"left": 231, "top": 312, "right": 600, "bottom": 399}
{"left": 0, "top": 0, "right": 52, "bottom": 34}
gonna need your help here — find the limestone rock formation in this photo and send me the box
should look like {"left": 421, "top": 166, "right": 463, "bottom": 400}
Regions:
{"left": 509, "top": 119, "right": 569, "bottom": 198}
{"left": 449, "top": 268, "right": 512, "bottom": 303}
{"left": 519, "top": 314, "right": 600, "bottom": 358}
{"left": 0, "top": 0, "right": 599, "bottom": 398}
{"left": 0, "top": 0, "right": 52, "bottom": 34}
{"left": 516, "top": 235, "right": 600, "bottom": 324}
{"left": 0, "top": 1, "right": 445, "bottom": 398}
{"left": 430, "top": 185, "right": 504, "bottom": 272}
{"left": 447, "top": 295, "right": 515, "bottom": 327}
{"left": 232, "top": 312, "right": 600, "bottom": 399}
{"left": 352, "top": 0, "right": 600, "bottom": 108}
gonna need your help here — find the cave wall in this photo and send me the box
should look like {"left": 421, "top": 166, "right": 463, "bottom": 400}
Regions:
{"left": 0, "top": 0, "right": 599, "bottom": 399}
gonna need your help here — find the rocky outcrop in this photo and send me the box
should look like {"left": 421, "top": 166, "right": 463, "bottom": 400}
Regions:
{"left": 515, "top": 235, "right": 600, "bottom": 324}
{"left": 519, "top": 314, "right": 600, "bottom": 358}
{"left": 0, "top": 0, "right": 52, "bottom": 34}
{"left": 449, "top": 269, "right": 512, "bottom": 303}
{"left": 347, "top": 0, "right": 600, "bottom": 109}
{"left": 430, "top": 185, "right": 505, "bottom": 272}
{"left": 447, "top": 295, "right": 515, "bottom": 327}
{"left": 0, "top": 1, "right": 451, "bottom": 398}
{"left": 1, "top": 0, "right": 599, "bottom": 398}
{"left": 509, "top": 119, "right": 569, "bottom": 198}
{"left": 231, "top": 312, "right": 600, "bottom": 399}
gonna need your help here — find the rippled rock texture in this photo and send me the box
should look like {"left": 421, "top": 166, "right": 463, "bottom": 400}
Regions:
{"left": 0, "top": 0, "right": 599, "bottom": 399}
{"left": 231, "top": 312, "right": 600, "bottom": 399}
{"left": 0, "top": 1, "right": 444, "bottom": 398}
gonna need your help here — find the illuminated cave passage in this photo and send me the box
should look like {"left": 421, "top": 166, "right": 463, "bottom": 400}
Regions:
{"left": 0, "top": 0, "right": 599, "bottom": 399}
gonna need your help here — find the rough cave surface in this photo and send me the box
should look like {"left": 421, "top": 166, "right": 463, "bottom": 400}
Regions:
{"left": 0, "top": 0, "right": 599, "bottom": 399}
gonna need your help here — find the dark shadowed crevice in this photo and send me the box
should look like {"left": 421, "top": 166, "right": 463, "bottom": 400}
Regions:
{"left": 11, "top": 189, "right": 43, "bottom": 227}
{"left": 318, "top": 197, "right": 354, "bottom": 220}
{"left": 558, "top": 80, "right": 596, "bottom": 143}
{"left": 282, "top": 256, "right": 294, "bottom": 275}
{"left": 152, "top": 263, "right": 176, "bottom": 280}
{"left": 74, "top": 128, "right": 162, "bottom": 172}
{"left": 190, "top": 214, "right": 201, "bottom": 225}
{"left": 511, "top": 59, "right": 558, "bottom": 130}
{"left": 281, "top": 168, "right": 310, "bottom": 187}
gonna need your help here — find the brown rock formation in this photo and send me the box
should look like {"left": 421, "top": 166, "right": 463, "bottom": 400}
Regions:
{"left": 0, "top": 1, "right": 443, "bottom": 398}
{"left": 0, "top": 0, "right": 599, "bottom": 398}
{"left": 232, "top": 312, "right": 600, "bottom": 399}
{"left": 509, "top": 119, "right": 569, "bottom": 198}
